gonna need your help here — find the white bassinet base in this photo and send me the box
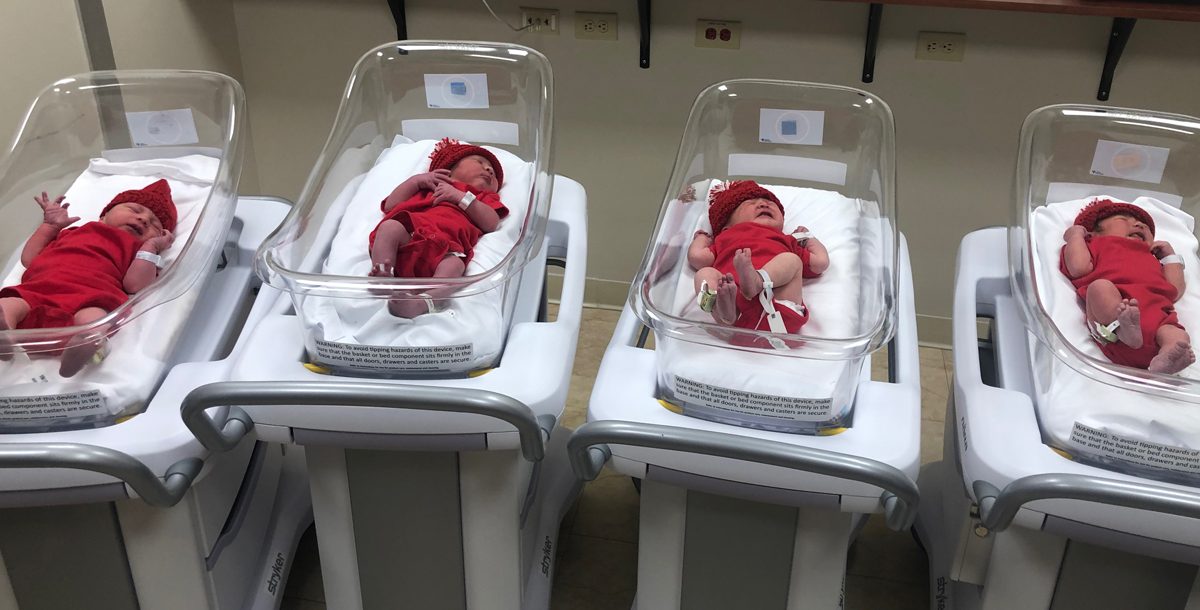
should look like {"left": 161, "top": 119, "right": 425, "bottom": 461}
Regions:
{"left": 0, "top": 155, "right": 220, "bottom": 431}
{"left": 653, "top": 184, "right": 874, "bottom": 434}
{"left": 1030, "top": 196, "right": 1200, "bottom": 484}
{"left": 301, "top": 137, "right": 533, "bottom": 377}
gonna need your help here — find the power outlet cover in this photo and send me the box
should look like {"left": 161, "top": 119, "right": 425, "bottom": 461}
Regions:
{"left": 576, "top": 11, "right": 618, "bottom": 40}
{"left": 520, "top": 7, "right": 559, "bottom": 34}
{"left": 916, "top": 31, "right": 965, "bottom": 61}
{"left": 695, "top": 19, "right": 741, "bottom": 50}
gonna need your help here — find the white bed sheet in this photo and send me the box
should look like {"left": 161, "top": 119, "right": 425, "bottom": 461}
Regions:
{"left": 0, "top": 155, "right": 219, "bottom": 425}
{"left": 306, "top": 138, "right": 532, "bottom": 372}
{"left": 1031, "top": 196, "right": 1200, "bottom": 476}
{"left": 657, "top": 182, "right": 871, "bottom": 424}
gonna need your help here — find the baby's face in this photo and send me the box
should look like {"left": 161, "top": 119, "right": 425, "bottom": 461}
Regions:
{"left": 1094, "top": 214, "right": 1152, "bottom": 244}
{"left": 450, "top": 155, "right": 499, "bottom": 193}
{"left": 101, "top": 202, "right": 164, "bottom": 241}
{"left": 726, "top": 197, "right": 783, "bottom": 231}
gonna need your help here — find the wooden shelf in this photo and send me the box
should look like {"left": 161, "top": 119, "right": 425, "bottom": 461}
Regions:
{"left": 824, "top": 0, "right": 1200, "bottom": 22}
{"left": 833, "top": 0, "right": 1199, "bottom": 99}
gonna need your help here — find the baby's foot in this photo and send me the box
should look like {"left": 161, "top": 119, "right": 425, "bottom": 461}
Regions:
{"left": 732, "top": 248, "right": 763, "bottom": 299}
{"left": 0, "top": 316, "right": 11, "bottom": 362}
{"left": 387, "top": 294, "right": 435, "bottom": 319}
{"left": 368, "top": 261, "right": 395, "bottom": 278}
{"left": 713, "top": 274, "right": 738, "bottom": 325}
{"left": 1149, "top": 340, "right": 1195, "bottom": 375}
{"left": 59, "top": 335, "right": 105, "bottom": 378}
{"left": 1114, "top": 299, "right": 1143, "bottom": 348}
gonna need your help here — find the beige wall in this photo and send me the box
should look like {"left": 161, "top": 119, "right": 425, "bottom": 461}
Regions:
{"left": 226, "top": 1, "right": 1200, "bottom": 342}
{"left": 103, "top": 0, "right": 261, "bottom": 192}
{"left": 0, "top": 2, "right": 88, "bottom": 142}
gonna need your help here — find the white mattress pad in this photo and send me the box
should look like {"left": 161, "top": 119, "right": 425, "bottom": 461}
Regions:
{"left": 1031, "top": 196, "right": 1200, "bottom": 478}
{"left": 0, "top": 155, "right": 219, "bottom": 427}
{"left": 304, "top": 138, "right": 533, "bottom": 373}
{"left": 656, "top": 182, "right": 873, "bottom": 428}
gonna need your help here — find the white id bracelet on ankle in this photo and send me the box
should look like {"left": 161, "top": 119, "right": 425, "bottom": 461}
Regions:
{"left": 1160, "top": 254, "right": 1185, "bottom": 267}
{"left": 457, "top": 191, "right": 476, "bottom": 210}
{"left": 135, "top": 250, "right": 163, "bottom": 268}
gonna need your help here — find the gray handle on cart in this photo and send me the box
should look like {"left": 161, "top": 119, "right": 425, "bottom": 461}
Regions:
{"left": 0, "top": 443, "right": 202, "bottom": 507}
{"left": 568, "top": 420, "right": 920, "bottom": 530}
{"left": 973, "top": 475, "right": 1200, "bottom": 532}
{"left": 181, "top": 381, "right": 548, "bottom": 462}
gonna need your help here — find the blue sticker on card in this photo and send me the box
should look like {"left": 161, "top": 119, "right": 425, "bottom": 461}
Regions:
{"left": 780, "top": 120, "right": 797, "bottom": 136}
{"left": 449, "top": 81, "right": 467, "bottom": 96}
{"left": 424, "top": 74, "right": 489, "bottom": 109}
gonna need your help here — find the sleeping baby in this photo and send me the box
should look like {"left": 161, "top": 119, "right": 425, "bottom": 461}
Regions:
{"left": 687, "top": 180, "right": 829, "bottom": 338}
{"left": 1060, "top": 198, "right": 1194, "bottom": 374}
{"left": 368, "top": 138, "right": 509, "bottom": 318}
{"left": 0, "top": 180, "right": 176, "bottom": 377}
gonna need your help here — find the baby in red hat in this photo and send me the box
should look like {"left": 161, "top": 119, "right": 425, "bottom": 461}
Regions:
{"left": 687, "top": 181, "right": 829, "bottom": 343}
{"left": 368, "top": 138, "right": 509, "bottom": 317}
{"left": 0, "top": 179, "right": 176, "bottom": 377}
{"left": 1060, "top": 198, "right": 1194, "bottom": 374}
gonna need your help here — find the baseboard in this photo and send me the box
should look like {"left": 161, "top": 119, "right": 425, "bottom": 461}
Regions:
{"left": 916, "top": 314, "right": 952, "bottom": 349}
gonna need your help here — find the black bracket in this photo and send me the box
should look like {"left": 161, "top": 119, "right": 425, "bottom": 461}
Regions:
{"left": 1097, "top": 17, "right": 1136, "bottom": 101}
{"left": 862, "top": 3, "right": 883, "bottom": 83}
{"left": 387, "top": 0, "right": 408, "bottom": 40}
{"left": 638, "top": 0, "right": 652, "bottom": 69}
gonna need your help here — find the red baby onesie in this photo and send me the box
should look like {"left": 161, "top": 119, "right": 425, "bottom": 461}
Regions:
{"left": 368, "top": 180, "right": 509, "bottom": 278}
{"left": 0, "top": 223, "right": 141, "bottom": 329}
{"left": 710, "top": 223, "right": 821, "bottom": 335}
{"left": 1060, "top": 234, "right": 1183, "bottom": 368}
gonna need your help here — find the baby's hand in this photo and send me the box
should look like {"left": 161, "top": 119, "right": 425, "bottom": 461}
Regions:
{"left": 142, "top": 230, "right": 174, "bottom": 254}
{"left": 35, "top": 192, "right": 79, "bottom": 229}
{"left": 1152, "top": 241, "right": 1176, "bottom": 259}
{"left": 412, "top": 169, "right": 451, "bottom": 191}
{"left": 692, "top": 230, "right": 712, "bottom": 245}
{"left": 432, "top": 182, "right": 465, "bottom": 206}
{"left": 1064, "top": 225, "right": 1087, "bottom": 242}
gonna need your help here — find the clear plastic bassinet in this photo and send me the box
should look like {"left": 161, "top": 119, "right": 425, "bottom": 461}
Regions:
{"left": 255, "top": 41, "right": 553, "bottom": 378}
{"left": 0, "top": 70, "right": 245, "bottom": 431}
{"left": 630, "top": 80, "right": 898, "bottom": 434}
{"left": 1012, "top": 105, "right": 1200, "bottom": 483}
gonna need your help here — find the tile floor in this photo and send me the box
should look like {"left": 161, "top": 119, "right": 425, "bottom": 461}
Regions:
{"left": 281, "top": 306, "right": 956, "bottom": 609}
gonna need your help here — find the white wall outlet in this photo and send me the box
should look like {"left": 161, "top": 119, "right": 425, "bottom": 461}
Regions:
{"left": 695, "top": 19, "right": 741, "bottom": 50}
{"left": 576, "top": 11, "right": 618, "bottom": 41}
{"left": 916, "top": 31, "right": 965, "bottom": 61}
{"left": 521, "top": 8, "right": 559, "bottom": 33}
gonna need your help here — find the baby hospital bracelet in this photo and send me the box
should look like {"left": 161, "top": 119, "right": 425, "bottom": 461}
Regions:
{"left": 135, "top": 250, "right": 163, "bottom": 268}
{"left": 792, "top": 230, "right": 813, "bottom": 245}
{"left": 1160, "top": 254, "right": 1185, "bottom": 267}
{"left": 457, "top": 191, "right": 476, "bottom": 210}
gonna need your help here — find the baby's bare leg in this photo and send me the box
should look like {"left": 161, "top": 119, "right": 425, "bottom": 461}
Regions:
{"left": 388, "top": 255, "right": 467, "bottom": 318}
{"left": 1085, "top": 279, "right": 1142, "bottom": 348}
{"left": 713, "top": 273, "right": 738, "bottom": 325}
{"left": 1148, "top": 324, "right": 1195, "bottom": 374}
{"left": 59, "top": 307, "right": 109, "bottom": 377}
{"left": 732, "top": 250, "right": 803, "bottom": 300}
{"left": 0, "top": 297, "right": 30, "bottom": 361}
{"left": 369, "top": 220, "right": 412, "bottom": 276}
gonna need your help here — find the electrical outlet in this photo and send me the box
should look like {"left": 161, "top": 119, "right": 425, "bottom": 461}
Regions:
{"left": 916, "top": 31, "right": 965, "bottom": 61}
{"left": 695, "top": 19, "right": 741, "bottom": 50}
{"left": 521, "top": 8, "right": 559, "bottom": 33}
{"left": 576, "top": 11, "right": 618, "bottom": 41}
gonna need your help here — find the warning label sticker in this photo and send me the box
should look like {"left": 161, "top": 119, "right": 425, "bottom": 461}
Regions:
{"left": 314, "top": 340, "right": 474, "bottom": 372}
{"left": 0, "top": 390, "right": 107, "bottom": 421}
{"left": 1070, "top": 422, "right": 1200, "bottom": 475}
{"left": 672, "top": 376, "right": 834, "bottom": 421}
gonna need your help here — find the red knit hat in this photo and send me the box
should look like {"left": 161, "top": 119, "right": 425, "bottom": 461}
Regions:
{"left": 428, "top": 138, "right": 503, "bottom": 188}
{"left": 1074, "top": 198, "right": 1154, "bottom": 235}
{"left": 707, "top": 180, "right": 783, "bottom": 236}
{"left": 101, "top": 179, "right": 177, "bottom": 233}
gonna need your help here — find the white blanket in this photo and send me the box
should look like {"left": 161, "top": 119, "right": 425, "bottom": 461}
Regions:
{"left": 304, "top": 138, "right": 532, "bottom": 373}
{"left": 0, "top": 155, "right": 219, "bottom": 426}
{"left": 657, "top": 182, "right": 875, "bottom": 426}
{"left": 1031, "top": 196, "right": 1200, "bottom": 476}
